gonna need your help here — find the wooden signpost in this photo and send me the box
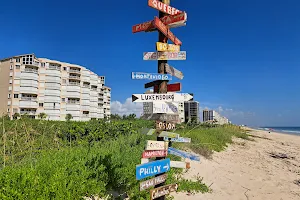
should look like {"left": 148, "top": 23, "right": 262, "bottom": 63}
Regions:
{"left": 156, "top": 121, "right": 176, "bottom": 130}
{"left": 170, "top": 161, "right": 191, "bottom": 169}
{"left": 154, "top": 83, "right": 181, "bottom": 92}
{"left": 143, "top": 51, "right": 186, "bottom": 60}
{"left": 145, "top": 140, "right": 168, "bottom": 151}
{"left": 150, "top": 184, "right": 178, "bottom": 200}
{"left": 140, "top": 174, "right": 168, "bottom": 191}
{"left": 142, "top": 150, "right": 168, "bottom": 158}
{"left": 165, "top": 64, "right": 184, "bottom": 79}
{"left": 153, "top": 17, "right": 182, "bottom": 45}
{"left": 156, "top": 42, "right": 180, "bottom": 52}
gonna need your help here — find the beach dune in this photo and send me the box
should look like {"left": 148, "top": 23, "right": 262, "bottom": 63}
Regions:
{"left": 173, "top": 129, "right": 300, "bottom": 200}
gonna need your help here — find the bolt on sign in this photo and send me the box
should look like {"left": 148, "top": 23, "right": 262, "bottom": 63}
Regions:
{"left": 165, "top": 63, "right": 184, "bottom": 80}
{"left": 148, "top": 0, "right": 182, "bottom": 15}
{"left": 156, "top": 121, "right": 176, "bottom": 131}
{"left": 150, "top": 183, "right": 178, "bottom": 200}
{"left": 142, "top": 150, "right": 168, "bottom": 159}
{"left": 156, "top": 42, "right": 180, "bottom": 52}
{"left": 153, "top": 17, "right": 182, "bottom": 45}
{"left": 140, "top": 174, "right": 168, "bottom": 191}
{"left": 132, "top": 12, "right": 187, "bottom": 33}
{"left": 145, "top": 140, "right": 169, "bottom": 151}
{"left": 143, "top": 51, "right": 186, "bottom": 60}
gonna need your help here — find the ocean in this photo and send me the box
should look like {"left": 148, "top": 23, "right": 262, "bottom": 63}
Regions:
{"left": 258, "top": 127, "right": 300, "bottom": 136}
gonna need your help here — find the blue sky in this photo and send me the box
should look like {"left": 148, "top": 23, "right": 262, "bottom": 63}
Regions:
{"left": 1, "top": 0, "right": 300, "bottom": 126}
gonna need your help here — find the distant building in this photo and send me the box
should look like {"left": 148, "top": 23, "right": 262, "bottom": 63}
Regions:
{"left": 203, "top": 109, "right": 229, "bottom": 125}
{"left": 184, "top": 101, "right": 200, "bottom": 123}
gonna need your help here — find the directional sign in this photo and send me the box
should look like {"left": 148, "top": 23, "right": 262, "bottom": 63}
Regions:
{"left": 156, "top": 121, "right": 176, "bottom": 131}
{"left": 144, "top": 80, "right": 167, "bottom": 89}
{"left": 145, "top": 140, "right": 168, "bottom": 151}
{"left": 132, "top": 93, "right": 193, "bottom": 103}
{"left": 143, "top": 51, "right": 186, "bottom": 60}
{"left": 141, "top": 158, "right": 150, "bottom": 164}
{"left": 150, "top": 183, "right": 178, "bottom": 200}
{"left": 132, "top": 12, "right": 187, "bottom": 33}
{"left": 154, "top": 83, "right": 181, "bottom": 93}
{"left": 165, "top": 64, "right": 184, "bottom": 80}
{"left": 153, "top": 17, "right": 182, "bottom": 45}
{"left": 136, "top": 158, "right": 170, "bottom": 180}
{"left": 153, "top": 102, "right": 178, "bottom": 114}
{"left": 147, "top": 113, "right": 179, "bottom": 122}
{"left": 159, "top": 131, "right": 179, "bottom": 138}
{"left": 148, "top": 0, "right": 182, "bottom": 15}
{"left": 142, "top": 150, "right": 168, "bottom": 159}
{"left": 156, "top": 42, "right": 180, "bottom": 52}
{"left": 140, "top": 128, "right": 156, "bottom": 135}
{"left": 168, "top": 147, "right": 200, "bottom": 161}
{"left": 140, "top": 174, "right": 168, "bottom": 191}
{"left": 164, "top": 137, "right": 191, "bottom": 143}
{"left": 170, "top": 161, "right": 191, "bottom": 169}
{"left": 132, "top": 72, "right": 172, "bottom": 81}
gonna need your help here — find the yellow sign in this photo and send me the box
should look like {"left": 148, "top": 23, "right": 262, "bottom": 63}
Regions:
{"left": 156, "top": 42, "right": 180, "bottom": 52}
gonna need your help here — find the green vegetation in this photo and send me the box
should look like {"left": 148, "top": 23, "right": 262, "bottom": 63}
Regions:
{"left": 0, "top": 115, "right": 247, "bottom": 199}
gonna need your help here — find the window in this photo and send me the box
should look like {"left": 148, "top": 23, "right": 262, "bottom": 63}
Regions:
{"left": 63, "top": 67, "right": 67, "bottom": 71}
{"left": 41, "top": 63, "right": 45, "bottom": 67}
{"left": 7, "top": 108, "right": 10, "bottom": 112}
{"left": 15, "top": 65, "right": 20, "bottom": 69}
{"left": 62, "top": 98, "right": 65, "bottom": 102}
{"left": 53, "top": 103, "right": 56, "bottom": 108}
{"left": 15, "top": 58, "right": 20, "bottom": 63}
{"left": 39, "top": 103, "right": 43, "bottom": 107}
{"left": 14, "top": 94, "right": 18, "bottom": 98}
{"left": 10, "top": 65, "right": 13, "bottom": 70}
{"left": 9, "top": 79, "right": 13, "bottom": 84}
{"left": 62, "top": 79, "right": 67, "bottom": 84}
{"left": 8, "top": 94, "right": 11, "bottom": 99}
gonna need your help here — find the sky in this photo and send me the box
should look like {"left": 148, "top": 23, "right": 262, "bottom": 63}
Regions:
{"left": 1, "top": 0, "right": 300, "bottom": 127}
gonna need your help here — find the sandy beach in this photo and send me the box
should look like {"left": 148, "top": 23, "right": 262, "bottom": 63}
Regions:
{"left": 173, "top": 129, "right": 300, "bottom": 200}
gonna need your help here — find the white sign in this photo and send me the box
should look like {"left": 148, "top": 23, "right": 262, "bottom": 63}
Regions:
{"left": 132, "top": 93, "right": 193, "bottom": 103}
{"left": 170, "top": 161, "right": 190, "bottom": 169}
{"left": 143, "top": 51, "right": 186, "bottom": 60}
{"left": 153, "top": 102, "right": 178, "bottom": 114}
{"left": 145, "top": 140, "right": 168, "bottom": 151}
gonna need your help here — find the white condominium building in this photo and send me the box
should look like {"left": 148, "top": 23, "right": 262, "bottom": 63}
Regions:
{"left": 0, "top": 54, "right": 111, "bottom": 121}
{"left": 203, "top": 109, "right": 229, "bottom": 125}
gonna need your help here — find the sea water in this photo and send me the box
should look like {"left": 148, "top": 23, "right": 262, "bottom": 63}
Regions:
{"left": 260, "top": 127, "right": 300, "bottom": 136}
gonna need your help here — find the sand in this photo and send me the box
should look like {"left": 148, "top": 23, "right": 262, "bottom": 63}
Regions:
{"left": 173, "top": 129, "right": 300, "bottom": 200}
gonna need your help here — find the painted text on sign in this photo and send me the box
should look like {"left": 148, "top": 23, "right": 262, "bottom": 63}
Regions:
{"left": 148, "top": 0, "right": 182, "bottom": 15}
{"left": 136, "top": 158, "right": 170, "bottom": 180}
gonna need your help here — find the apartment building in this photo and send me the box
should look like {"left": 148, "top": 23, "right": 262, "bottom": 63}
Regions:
{"left": 0, "top": 54, "right": 111, "bottom": 121}
{"left": 184, "top": 101, "right": 200, "bottom": 123}
{"left": 203, "top": 109, "right": 229, "bottom": 125}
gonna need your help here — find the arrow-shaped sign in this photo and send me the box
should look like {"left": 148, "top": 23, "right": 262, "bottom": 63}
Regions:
{"left": 165, "top": 64, "right": 184, "bottom": 80}
{"left": 136, "top": 158, "right": 171, "bottom": 180}
{"left": 148, "top": 0, "right": 182, "bottom": 15}
{"left": 164, "top": 136, "right": 191, "bottom": 143}
{"left": 168, "top": 147, "right": 200, "bottom": 161}
{"left": 132, "top": 72, "right": 172, "bottom": 80}
{"left": 159, "top": 131, "right": 180, "bottom": 138}
{"left": 131, "top": 93, "right": 193, "bottom": 103}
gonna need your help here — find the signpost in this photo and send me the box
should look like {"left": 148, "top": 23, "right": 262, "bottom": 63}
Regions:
{"left": 136, "top": 158, "right": 170, "bottom": 180}
{"left": 145, "top": 140, "right": 168, "bottom": 151}
{"left": 170, "top": 161, "right": 191, "bottom": 169}
{"left": 156, "top": 42, "right": 180, "bottom": 52}
{"left": 156, "top": 121, "right": 176, "bottom": 130}
{"left": 132, "top": 72, "right": 172, "bottom": 80}
{"left": 132, "top": 12, "right": 187, "bottom": 33}
{"left": 143, "top": 51, "right": 186, "bottom": 60}
{"left": 150, "top": 184, "right": 178, "bottom": 200}
{"left": 165, "top": 64, "right": 184, "bottom": 79}
{"left": 168, "top": 147, "right": 200, "bottom": 161}
{"left": 140, "top": 174, "right": 168, "bottom": 191}
{"left": 148, "top": 0, "right": 182, "bottom": 15}
{"left": 154, "top": 83, "right": 181, "bottom": 92}
{"left": 131, "top": 93, "right": 193, "bottom": 103}
{"left": 153, "top": 17, "right": 182, "bottom": 45}
{"left": 153, "top": 102, "right": 179, "bottom": 114}
{"left": 163, "top": 136, "right": 191, "bottom": 143}
{"left": 142, "top": 150, "right": 168, "bottom": 159}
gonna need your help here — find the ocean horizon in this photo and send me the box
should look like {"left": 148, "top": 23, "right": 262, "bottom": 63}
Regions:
{"left": 256, "top": 127, "right": 300, "bottom": 136}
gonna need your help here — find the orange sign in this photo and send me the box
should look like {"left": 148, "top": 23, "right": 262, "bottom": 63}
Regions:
{"left": 148, "top": 0, "right": 182, "bottom": 15}
{"left": 153, "top": 17, "right": 182, "bottom": 46}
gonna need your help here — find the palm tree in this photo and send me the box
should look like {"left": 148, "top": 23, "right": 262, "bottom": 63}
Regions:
{"left": 38, "top": 112, "right": 47, "bottom": 120}
{"left": 65, "top": 114, "right": 73, "bottom": 121}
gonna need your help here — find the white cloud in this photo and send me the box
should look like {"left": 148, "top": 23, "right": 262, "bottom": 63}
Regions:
{"left": 111, "top": 98, "right": 143, "bottom": 117}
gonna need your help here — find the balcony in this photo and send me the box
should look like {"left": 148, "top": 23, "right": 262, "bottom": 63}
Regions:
{"left": 45, "top": 83, "right": 61, "bottom": 90}
{"left": 20, "top": 110, "right": 36, "bottom": 115}
{"left": 66, "top": 104, "right": 80, "bottom": 111}
{"left": 19, "top": 99, "right": 38, "bottom": 108}
{"left": 66, "top": 85, "right": 81, "bottom": 92}
{"left": 24, "top": 68, "right": 38, "bottom": 73}
{"left": 20, "top": 86, "right": 38, "bottom": 94}
{"left": 44, "top": 96, "right": 61, "bottom": 103}
{"left": 81, "top": 105, "right": 90, "bottom": 110}
{"left": 81, "top": 100, "right": 90, "bottom": 106}
{"left": 65, "top": 110, "right": 80, "bottom": 117}
{"left": 44, "top": 102, "right": 61, "bottom": 109}
{"left": 66, "top": 91, "right": 80, "bottom": 98}
{"left": 21, "top": 72, "right": 39, "bottom": 80}
{"left": 81, "top": 93, "right": 90, "bottom": 100}
{"left": 90, "top": 112, "right": 98, "bottom": 118}
{"left": 20, "top": 79, "right": 38, "bottom": 88}
{"left": 69, "top": 69, "right": 81, "bottom": 73}
{"left": 81, "top": 76, "right": 90, "bottom": 82}
{"left": 69, "top": 75, "right": 81, "bottom": 80}
{"left": 90, "top": 90, "right": 98, "bottom": 97}
{"left": 82, "top": 70, "right": 90, "bottom": 76}
{"left": 45, "top": 76, "right": 61, "bottom": 83}
{"left": 81, "top": 87, "right": 90, "bottom": 94}
{"left": 46, "top": 69, "right": 61, "bottom": 77}
{"left": 45, "top": 89, "right": 60, "bottom": 96}
{"left": 25, "top": 62, "right": 40, "bottom": 67}
{"left": 90, "top": 102, "right": 98, "bottom": 107}
{"left": 44, "top": 109, "right": 60, "bottom": 116}
{"left": 90, "top": 97, "right": 98, "bottom": 102}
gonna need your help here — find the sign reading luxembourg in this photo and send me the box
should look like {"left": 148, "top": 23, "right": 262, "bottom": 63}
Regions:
{"left": 132, "top": 72, "right": 172, "bottom": 80}
{"left": 136, "top": 158, "right": 170, "bottom": 180}
{"left": 132, "top": 12, "right": 187, "bottom": 33}
{"left": 143, "top": 51, "right": 186, "bottom": 60}
{"left": 132, "top": 93, "right": 193, "bottom": 103}
{"left": 168, "top": 147, "right": 200, "bottom": 161}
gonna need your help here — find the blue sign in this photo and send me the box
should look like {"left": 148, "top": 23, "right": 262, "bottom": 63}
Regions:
{"left": 132, "top": 72, "right": 172, "bottom": 80}
{"left": 163, "top": 137, "right": 191, "bottom": 143}
{"left": 136, "top": 158, "right": 170, "bottom": 180}
{"left": 168, "top": 147, "right": 200, "bottom": 162}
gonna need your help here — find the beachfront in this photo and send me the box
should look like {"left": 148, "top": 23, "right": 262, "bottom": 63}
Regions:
{"left": 173, "top": 129, "right": 300, "bottom": 200}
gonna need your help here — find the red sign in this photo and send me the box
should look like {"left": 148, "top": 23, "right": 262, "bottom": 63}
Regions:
{"left": 142, "top": 150, "right": 168, "bottom": 159}
{"left": 153, "top": 17, "right": 182, "bottom": 45}
{"left": 148, "top": 0, "right": 182, "bottom": 15}
{"left": 132, "top": 12, "right": 187, "bottom": 33}
{"left": 154, "top": 83, "right": 181, "bottom": 93}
